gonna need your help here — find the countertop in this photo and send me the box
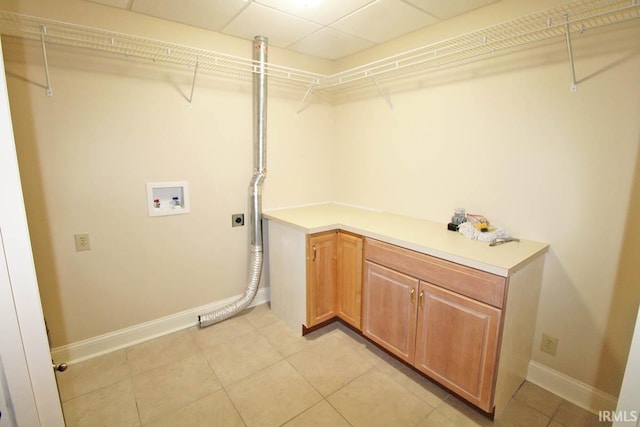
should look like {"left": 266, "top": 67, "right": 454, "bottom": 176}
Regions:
{"left": 263, "top": 203, "right": 548, "bottom": 277}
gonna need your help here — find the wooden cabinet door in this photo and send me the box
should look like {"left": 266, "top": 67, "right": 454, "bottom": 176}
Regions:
{"left": 363, "top": 261, "right": 419, "bottom": 363}
{"left": 306, "top": 232, "right": 337, "bottom": 327}
{"left": 414, "top": 282, "right": 501, "bottom": 412}
{"left": 336, "top": 232, "right": 363, "bottom": 329}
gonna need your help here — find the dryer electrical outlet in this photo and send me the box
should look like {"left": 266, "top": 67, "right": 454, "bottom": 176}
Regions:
{"left": 232, "top": 214, "right": 245, "bottom": 227}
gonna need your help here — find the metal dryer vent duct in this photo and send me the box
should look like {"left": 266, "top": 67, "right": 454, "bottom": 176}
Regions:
{"left": 198, "top": 35, "right": 268, "bottom": 328}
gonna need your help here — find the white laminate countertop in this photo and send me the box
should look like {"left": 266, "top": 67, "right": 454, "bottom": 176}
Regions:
{"left": 263, "top": 203, "right": 549, "bottom": 277}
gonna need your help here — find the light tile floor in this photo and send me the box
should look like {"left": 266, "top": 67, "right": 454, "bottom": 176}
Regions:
{"left": 56, "top": 304, "right": 610, "bottom": 427}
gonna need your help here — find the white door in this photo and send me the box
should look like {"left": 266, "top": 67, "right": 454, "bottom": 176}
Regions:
{"left": 614, "top": 305, "right": 640, "bottom": 427}
{"left": 0, "top": 38, "right": 65, "bottom": 426}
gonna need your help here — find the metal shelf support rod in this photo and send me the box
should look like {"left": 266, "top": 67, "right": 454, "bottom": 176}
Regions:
{"left": 39, "top": 25, "right": 52, "bottom": 97}
{"left": 296, "top": 82, "right": 315, "bottom": 115}
{"left": 371, "top": 77, "right": 393, "bottom": 111}
{"left": 188, "top": 56, "right": 199, "bottom": 107}
{"left": 563, "top": 14, "right": 578, "bottom": 93}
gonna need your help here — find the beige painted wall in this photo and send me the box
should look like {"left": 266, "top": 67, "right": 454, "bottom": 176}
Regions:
{"left": 2, "top": 0, "right": 639, "bottom": 400}
{"left": 333, "top": 18, "right": 640, "bottom": 397}
{"left": 2, "top": 0, "right": 335, "bottom": 347}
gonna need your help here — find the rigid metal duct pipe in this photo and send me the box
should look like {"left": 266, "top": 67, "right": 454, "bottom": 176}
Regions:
{"left": 198, "top": 35, "right": 268, "bottom": 328}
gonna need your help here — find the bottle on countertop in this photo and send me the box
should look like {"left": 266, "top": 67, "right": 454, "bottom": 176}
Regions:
{"left": 451, "top": 208, "right": 467, "bottom": 226}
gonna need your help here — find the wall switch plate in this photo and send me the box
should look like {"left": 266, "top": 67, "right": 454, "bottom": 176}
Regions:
{"left": 540, "top": 334, "right": 558, "bottom": 356}
{"left": 232, "top": 214, "right": 244, "bottom": 227}
{"left": 74, "top": 233, "right": 91, "bottom": 251}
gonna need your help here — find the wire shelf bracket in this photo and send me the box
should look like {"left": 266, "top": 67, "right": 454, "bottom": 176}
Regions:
{"left": 296, "top": 81, "right": 316, "bottom": 115}
{"left": 563, "top": 14, "right": 579, "bottom": 92}
{"left": 371, "top": 76, "right": 394, "bottom": 111}
{"left": 188, "top": 56, "right": 199, "bottom": 107}
{"left": 38, "top": 24, "right": 52, "bottom": 97}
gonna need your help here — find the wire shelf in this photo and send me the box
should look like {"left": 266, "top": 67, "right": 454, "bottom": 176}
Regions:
{"left": 0, "top": 0, "right": 638, "bottom": 97}
{"left": 319, "top": 0, "right": 640, "bottom": 92}
{"left": 0, "top": 11, "right": 324, "bottom": 89}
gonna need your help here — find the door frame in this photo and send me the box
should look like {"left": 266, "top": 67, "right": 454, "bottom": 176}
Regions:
{"left": 614, "top": 305, "right": 640, "bottom": 427}
{"left": 0, "top": 38, "right": 65, "bottom": 426}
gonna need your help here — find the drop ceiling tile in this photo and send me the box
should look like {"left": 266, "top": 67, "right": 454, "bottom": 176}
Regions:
{"left": 255, "top": 0, "right": 374, "bottom": 25}
{"left": 223, "top": 3, "right": 322, "bottom": 48}
{"left": 402, "top": 0, "right": 498, "bottom": 20}
{"left": 85, "top": 0, "right": 502, "bottom": 61}
{"left": 130, "top": 0, "right": 249, "bottom": 32}
{"left": 87, "top": 0, "right": 131, "bottom": 8}
{"left": 289, "top": 27, "right": 375, "bottom": 60}
{"left": 332, "top": 0, "right": 438, "bottom": 44}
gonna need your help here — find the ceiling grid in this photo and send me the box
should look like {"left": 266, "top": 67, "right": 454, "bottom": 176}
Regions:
{"left": 87, "top": 0, "right": 499, "bottom": 60}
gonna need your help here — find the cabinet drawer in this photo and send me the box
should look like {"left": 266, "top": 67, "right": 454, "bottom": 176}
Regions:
{"left": 364, "top": 238, "right": 506, "bottom": 308}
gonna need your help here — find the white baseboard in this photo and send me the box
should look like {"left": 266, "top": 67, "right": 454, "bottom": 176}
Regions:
{"left": 51, "top": 288, "right": 270, "bottom": 365}
{"left": 527, "top": 360, "right": 618, "bottom": 414}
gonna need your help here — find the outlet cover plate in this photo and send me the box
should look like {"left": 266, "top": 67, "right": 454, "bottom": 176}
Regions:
{"left": 540, "top": 334, "right": 558, "bottom": 356}
{"left": 74, "top": 233, "right": 91, "bottom": 251}
{"left": 232, "top": 213, "right": 245, "bottom": 227}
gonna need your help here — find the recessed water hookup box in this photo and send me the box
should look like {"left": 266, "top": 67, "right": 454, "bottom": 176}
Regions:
{"left": 146, "top": 181, "right": 190, "bottom": 217}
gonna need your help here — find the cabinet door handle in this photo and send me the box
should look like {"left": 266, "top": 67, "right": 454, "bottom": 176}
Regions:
{"left": 419, "top": 291, "right": 424, "bottom": 307}
{"left": 410, "top": 288, "right": 415, "bottom": 304}
{"left": 312, "top": 245, "right": 317, "bottom": 261}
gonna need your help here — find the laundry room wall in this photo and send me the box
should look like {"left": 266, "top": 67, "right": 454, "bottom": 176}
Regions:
{"left": 332, "top": 0, "right": 640, "bottom": 399}
{"left": 2, "top": 0, "right": 335, "bottom": 348}
{"left": 3, "top": 0, "right": 640, "bottom": 408}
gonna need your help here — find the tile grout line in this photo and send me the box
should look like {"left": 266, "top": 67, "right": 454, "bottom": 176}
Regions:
{"left": 198, "top": 309, "right": 318, "bottom": 426}
{"left": 58, "top": 305, "right": 584, "bottom": 426}
{"left": 194, "top": 326, "right": 240, "bottom": 426}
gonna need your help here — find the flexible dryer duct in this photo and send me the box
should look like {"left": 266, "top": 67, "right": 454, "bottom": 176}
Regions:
{"left": 198, "top": 35, "right": 268, "bottom": 328}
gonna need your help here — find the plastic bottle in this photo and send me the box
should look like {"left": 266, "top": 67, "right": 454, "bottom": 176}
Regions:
{"left": 451, "top": 208, "right": 467, "bottom": 225}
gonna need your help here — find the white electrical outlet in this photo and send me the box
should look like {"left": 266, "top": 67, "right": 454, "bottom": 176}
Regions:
{"left": 74, "top": 233, "right": 91, "bottom": 251}
{"left": 540, "top": 334, "right": 558, "bottom": 356}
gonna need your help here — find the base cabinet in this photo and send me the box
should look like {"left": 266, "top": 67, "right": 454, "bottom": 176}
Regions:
{"left": 363, "top": 238, "right": 506, "bottom": 413}
{"left": 267, "top": 218, "right": 545, "bottom": 416}
{"left": 336, "top": 232, "right": 364, "bottom": 329}
{"left": 306, "top": 231, "right": 337, "bottom": 327}
{"left": 415, "top": 283, "right": 501, "bottom": 411}
{"left": 363, "top": 261, "right": 418, "bottom": 363}
{"left": 306, "top": 231, "right": 363, "bottom": 329}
